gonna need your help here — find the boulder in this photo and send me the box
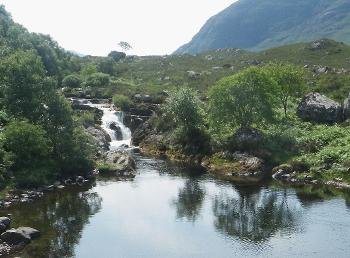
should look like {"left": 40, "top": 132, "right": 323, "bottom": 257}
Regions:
{"left": 1, "top": 229, "right": 31, "bottom": 245}
{"left": 16, "top": 227, "right": 40, "bottom": 240}
{"left": 0, "top": 218, "right": 11, "bottom": 229}
{"left": 0, "top": 224, "right": 6, "bottom": 234}
{"left": 297, "top": 93, "right": 342, "bottom": 124}
{"left": 86, "top": 126, "right": 111, "bottom": 150}
{"left": 110, "top": 122, "right": 123, "bottom": 140}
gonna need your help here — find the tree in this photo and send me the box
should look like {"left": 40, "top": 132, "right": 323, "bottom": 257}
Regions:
{"left": 118, "top": 41, "right": 132, "bottom": 52}
{"left": 0, "top": 50, "right": 56, "bottom": 122}
{"left": 209, "top": 67, "right": 277, "bottom": 131}
{"left": 265, "top": 63, "right": 305, "bottom": 116}
{"left": 62, "top": 74, "right": 82, "bottom": 88}
{"left": 164, "top": 87, "right": 204, "bottom": 131}
{"left": 97, "top": 58, "right": 115, "bottom": 75}
{"left": 85, "top": 72, "right": 110, "bottom": 88}
{"left": 3, "top": 121, "right": 56, "bottom": 187}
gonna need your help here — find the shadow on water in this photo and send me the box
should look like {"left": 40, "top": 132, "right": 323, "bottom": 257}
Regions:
{"left": 1, "top": 183, "right": 102, "bottom": 258}
{"left": 212, "top": 184, "right": 301, "bottom": 243}
{"left": 172, "top": 179, "right": 206, "bottom": 222}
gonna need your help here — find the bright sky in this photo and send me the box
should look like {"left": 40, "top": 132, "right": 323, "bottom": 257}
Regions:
{"left": 0, "top": 0, "right": 236, "bottom": 56}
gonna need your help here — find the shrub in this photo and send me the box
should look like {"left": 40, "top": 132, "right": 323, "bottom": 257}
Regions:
{"left": 163, "top": 87, "right": 204, "bottom": 131}
{"left": 3, "top": 121, "right": 56, "bottom": 187}
{"left": 85, "top": 73, "right": 110, "bottom": 88}
{"left": 112, "top": 94, "right": 132, "bottom": 111}
{"left": 209, "top": 67, "right": 277, "bottom": 132}
{"left": 62, "top": 74, "right": 82, "bottom": 88}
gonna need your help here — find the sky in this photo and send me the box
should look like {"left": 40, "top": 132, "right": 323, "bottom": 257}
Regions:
{"left": 0, "top": 0, "right": 236, "bottom": 56}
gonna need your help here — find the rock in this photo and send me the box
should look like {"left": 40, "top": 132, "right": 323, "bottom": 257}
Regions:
{"left": 0, "top": 224, "right": 6, "bottom": 234}
{"left": 297, "top": 93, "right": 342, "bottom": 124}
{"left": 343, "top": 93, "right": 350, "bottom": 120}
{"left": 109, "top": 122, "right": 123, "bottom": 140}
{"left": 272, "top": 164, "right": 293, "bottom": 180}
{"left": 187, "top": 70, "right": 201, "bottom": 79}
{"left": 16, "top": 227, "right": 40, "bottom": 240}
{"left": 86, "top": 126, "right": 111, "bottom": 150}
{"left": 0, "top": 218, "right": 11, "bottom": 229}
{"left": 76, "top": 176, "right": 84, "bottom": 185}
{"left": 226, "top": 128, "right": 266, "bottom": 157}
{"left": 1, "top": 229, "right": 31, "bottom": 245}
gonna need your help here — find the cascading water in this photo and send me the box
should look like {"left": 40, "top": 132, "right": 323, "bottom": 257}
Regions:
{"left": 99, "top": 106, "right": 132, "bottom": 150}
{"left": 76, "top": 99, "right": 132, "bottom": 151}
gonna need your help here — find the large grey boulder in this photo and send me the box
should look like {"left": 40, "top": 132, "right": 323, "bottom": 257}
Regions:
{"left": 86, "top": 126, "right": 111, "bottom": 150}
{"left": 0, "top": 217, "right": 11, "bottom": 229}
{"left": 297, "top": 93, "right": 342, "bottom": 124}
{"left": 1, "top": 229, "right": 31, "bottom": 245}
{"left": 16, "top": 227, "right": 41, "bottom": 240}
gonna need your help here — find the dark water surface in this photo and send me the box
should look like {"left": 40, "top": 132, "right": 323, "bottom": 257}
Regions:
{"left": 2, "top": 154, "right": 350, "bottom": 258}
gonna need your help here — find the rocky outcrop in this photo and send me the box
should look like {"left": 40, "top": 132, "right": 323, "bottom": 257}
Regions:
{"left": 86, "top": 126, "right": 111, "bottom": 151}
{"left": 99, "top": 151, "right": 136, "bottom": 177}
{"left": 1, "top": 229, "right": 31, "bottom": 245}
{"left": 110, "top": 122, "right": 123, "bottom": 140}
{"left": 202, "top": 151, "right": 268, "bottom": 183}
{"left": 297, "top": 93, "right": 342, "bottom": 124}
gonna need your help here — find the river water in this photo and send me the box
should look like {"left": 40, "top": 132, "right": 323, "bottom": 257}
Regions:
{"left": 2, "top": 100, "right": 350, "bottom": 257}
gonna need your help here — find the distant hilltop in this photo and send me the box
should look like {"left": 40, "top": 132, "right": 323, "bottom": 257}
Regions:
{"left": 175, "top": 0, "right": 350, "bottom": 54}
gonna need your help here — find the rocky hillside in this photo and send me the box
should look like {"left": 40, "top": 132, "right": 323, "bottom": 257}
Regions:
{"left": 175, "top": 0, "right": 350, "bottom": 54}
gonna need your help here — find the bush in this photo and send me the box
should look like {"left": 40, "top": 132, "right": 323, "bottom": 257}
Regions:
{"left": 112, "top": 94, "right": 132, "bottom": 111}
{"left": 62, "top": 74, "right": 82, "bottom": 88}
{"left": 163, "top": 87, "right": 204, "bottom": 131}
{"left": 3, "top": 121, "right": 56, "bottom": 187}
{"left": 85, "top": 73, "right": 110, "bottom": 88}
{"left": 209, "top": 67, "right": 277, "bottom": 132}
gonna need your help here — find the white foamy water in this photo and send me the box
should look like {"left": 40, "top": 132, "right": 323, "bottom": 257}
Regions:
{"left": 76, "top": 99, "right": 132, "bottom": 150}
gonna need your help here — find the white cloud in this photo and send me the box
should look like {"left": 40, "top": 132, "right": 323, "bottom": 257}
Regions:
{"left": 0, "top": 0, "right": 236, "bottom": 56}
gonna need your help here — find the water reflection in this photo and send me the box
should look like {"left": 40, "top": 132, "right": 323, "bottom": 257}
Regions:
{"left": 213, "top": 185, "right": 300, "bottom": 242}
{"left": 172, "top": 179, "right": 205, "bottom": 222}
{"left": 3, "top": 185, "right": 102, "bottom": 258}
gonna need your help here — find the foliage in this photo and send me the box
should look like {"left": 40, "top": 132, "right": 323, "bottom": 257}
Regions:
{"left": 112, "top": 94, "right": 132, "bottom": 112}
{"left": 62, "top": 74, "right": 82, "bottom": 88}
{"left": 164, "top": 87, "right": 204, "bottom": 131}
{"left": 209, "top": 67, "right": 277, "bottom": 132}
{"left": 85, "top": 72, "right": 110, "bottom": 88}
{"left": 108, "top": 51, "right": 126, "bottom": 62}
{"left": 3, "top": 121, "right": 56, "bottom": 187}
{"left": 264, "top": 63, "right": 306, "bottom": 116}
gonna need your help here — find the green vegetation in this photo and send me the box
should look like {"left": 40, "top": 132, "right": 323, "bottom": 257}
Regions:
{"left": 112, "top": 94, "right": 132, "bottom": 111}
{"left": 0, "top": 5, "right": 95, "bottom": 189}
{"left": 209, "top": 67, "right": 276, "bottom": 131}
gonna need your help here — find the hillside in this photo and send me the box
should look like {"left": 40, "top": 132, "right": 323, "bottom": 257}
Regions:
{"left": 175, "top": 0, "right": 350, "bottom": 54}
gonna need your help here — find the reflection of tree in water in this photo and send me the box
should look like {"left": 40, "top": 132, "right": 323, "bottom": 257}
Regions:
{"left": 172, "top": 179, "right": 205, "bottom": 222}
{"left": 6, "top": 184, "right": 102, "bottom": 258}
{"left": 213, "top": 185, "right": 300, "bottom": 242}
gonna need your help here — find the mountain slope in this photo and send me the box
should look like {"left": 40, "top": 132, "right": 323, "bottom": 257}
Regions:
{"left": 175, "top": 0, "right": 350, "bottom": 54}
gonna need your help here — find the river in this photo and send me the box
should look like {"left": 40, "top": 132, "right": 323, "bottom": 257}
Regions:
{"left": 2, "top": 101, "right": 350, "bottom": 257}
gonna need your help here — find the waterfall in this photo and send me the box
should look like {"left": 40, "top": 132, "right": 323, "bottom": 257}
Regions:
{"left": 76, "top": 99, "right": 132, "bottom": 151}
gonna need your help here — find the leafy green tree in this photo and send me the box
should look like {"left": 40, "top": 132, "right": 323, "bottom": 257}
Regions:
{"left": 164, "top": 87, "right": 204, "bottom": 131}
{"left": 264, "top": 63, "right": 305, "bottom": 116}
{"left": 0, "top": 50, "right": 56, "bottom": 122}
{"left": 62, "top": 74, "right": 82, "bottom": 88}
{"left": 112, "top": 94, "right": 132, "bottom": 111}
{"left": 3, "top": 121, "right": 56, "bottom": 187}
{"left": 209, "top": 67, "right": 277, "bottom": 131}
{"left": 85, "top": 72, "right": 110, "bottom": 88}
